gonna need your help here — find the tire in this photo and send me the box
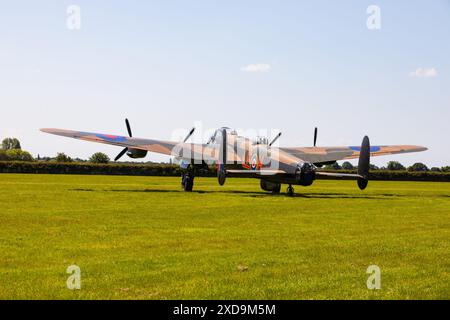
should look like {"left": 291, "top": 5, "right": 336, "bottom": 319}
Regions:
{"left": 272, "top": 184, "right": 281, "bottom": 194}
{"left": 182, "top": 174, "right": 194, "bottom": 192}
{"left": 260, "top": 180, "right": 281, "bottom": 194}
{"left": 287, "top": 185, "right": 294, "bottom": 196}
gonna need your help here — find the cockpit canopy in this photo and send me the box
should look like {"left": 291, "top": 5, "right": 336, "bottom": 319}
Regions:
{"left": 253, "top": 136, "right": 269, "bottom": 145}
{"left": 209, "top": 128, "right": 270, "bottom": 146}
{"left": 209, "top": 127, "right": 237, "bottom": 144}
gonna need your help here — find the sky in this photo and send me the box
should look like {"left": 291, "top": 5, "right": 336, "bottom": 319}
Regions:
{"left": 1, "top": 0, "right": 449, "bottom": 167}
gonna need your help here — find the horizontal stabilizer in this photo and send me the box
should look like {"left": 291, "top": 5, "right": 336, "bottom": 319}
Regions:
{"left": 315, "top": 172, "right": 363, "bottom": 178}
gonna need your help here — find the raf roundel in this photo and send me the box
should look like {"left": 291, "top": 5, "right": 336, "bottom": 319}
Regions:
{"left": 251, "top": 154, "right": 258, "bottom": 170}
{"left": 95, "top": 134, "right": 127, "bottom": 142}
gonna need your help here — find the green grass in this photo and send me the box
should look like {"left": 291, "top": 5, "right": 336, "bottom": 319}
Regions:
{"left": 0, "top": 174, "right": 449, "bottom": 300}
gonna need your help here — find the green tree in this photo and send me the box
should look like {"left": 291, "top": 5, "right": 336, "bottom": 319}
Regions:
{"left": 55, "top": 152, "right": 73, "bottom": 163}
{"left": 0, "top": 150, "right": 8, "bottom": 161}
{"left": 386, "top": 161, "right": 405, "bottom": 171}
{"left": 324, "top": 162, "right": 341, "bottom": 170}
{"left": 2, "top": 138, "right": 21, "bottom": 150}
{"left": 369, "top": 164, "right": 379, "bottom": 170}
{"left": 89, "top": 152, "right": 110, "bottom": 164}
{"left": 341, "top": 161, "right": 354, "bottom": 170}
{"left": 430, "top": 167, "right": 441, "bottom": 172}
{"left": 3, "top": 149, "right": 34, "bottom": 161}
{"left": 407, "top": 162, "right": 428, "bottom": 172}
{"left": 441, "top": 166, "right": 450, "bottom": 172}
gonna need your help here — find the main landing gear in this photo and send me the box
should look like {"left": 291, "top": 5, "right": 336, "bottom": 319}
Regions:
{"left": 287, "top": 184, "right": 294, "bottom": 196}
{"left": 181, "top": 172, "right": 194, "bottom": 192}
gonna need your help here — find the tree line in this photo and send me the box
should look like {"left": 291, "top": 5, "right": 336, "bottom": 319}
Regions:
{"left": 1, "top": 137, "right": 110, "bottom": 164}
{"left": 324, "top": 161, "right": 450, "bottom": 173}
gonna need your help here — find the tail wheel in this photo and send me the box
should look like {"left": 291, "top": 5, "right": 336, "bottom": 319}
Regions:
{"left": 287, "top": 184, "right": 294, "bottom": 196}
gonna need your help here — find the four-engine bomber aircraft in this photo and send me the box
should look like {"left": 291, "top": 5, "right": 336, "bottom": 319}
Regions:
{"left": 41, "top": 120, "right": 427, "bottom": 195}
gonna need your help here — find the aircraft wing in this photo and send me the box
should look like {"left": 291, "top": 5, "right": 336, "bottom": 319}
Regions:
{"left": 40, "top": 128, "right": 204, "bottom": 157}
{"left": 279, "top": 145, "right": 428, "bottom": 164}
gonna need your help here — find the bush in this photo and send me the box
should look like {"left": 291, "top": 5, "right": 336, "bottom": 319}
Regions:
{"left": 89, "top": 152, "right": 110, "bottom": 164}
{"left": 387, "top": 161, "right": 405, "bottom": 171}
{"left": 341, "top": 161, "right": 354, "bottom": 170}
{"left": 407, "top": 162, "right": 428, "bottom": 172}
{"left": 0, "top": 150, "right": 8, "bottom": 161}
{"left": 0, "top": 149, "right": 34, "bottom": 161}
{"left": 55, "top": 153, "right": 73, "bottom": 163}
{"left": 0, "top": 161, "right": 215, "bottom": 177}
{"left": 324, "top": 162, "right": 341, "bottom": 170}
{"left": 315, "top": 169, "right": 450, "bottom": 182}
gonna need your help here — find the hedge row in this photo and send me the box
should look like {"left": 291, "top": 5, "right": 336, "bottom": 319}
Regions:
{"left": 316, "top": 169, "right": 450, "bottom": 182}
{"left": 0, "top": 161, "right": 449, "bottom": 182}
{"left": 0, "top": 161, "right": 197, "bottom": 176}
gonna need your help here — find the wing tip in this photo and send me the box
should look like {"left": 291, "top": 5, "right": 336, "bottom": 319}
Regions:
{"left": 413, "top": 145, "right": 428, "bottom": 152}
{"left": 39, "top": 128, "right": 76, "bottom": 136}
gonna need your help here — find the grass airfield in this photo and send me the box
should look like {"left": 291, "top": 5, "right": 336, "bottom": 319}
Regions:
{"left": 0, "top": 174, "right": 449, "bottom": 299}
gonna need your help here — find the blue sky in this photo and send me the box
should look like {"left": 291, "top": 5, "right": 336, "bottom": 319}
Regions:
{"left": 1, "top": 0, "right": 449, "bottom": 166}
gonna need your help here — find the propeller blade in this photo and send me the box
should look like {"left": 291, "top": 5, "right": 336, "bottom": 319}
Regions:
{"left": 206, "top": 132, "right": 216, "bottom": 145}
{"left": 217, "top": 128, "right": 227, "bottom": 186}
{"left": 313, "top": 127, "right": 318, "bottom": 147}
{"left": 357, "top": 136, "right": 370, "bottom": 190}
{"left": 269, "top": 132, "right": 282, "bottom": 146}
{"left": 125, "top": 119, "right": 132, "bottom": 137}
{"left": 114, "top": 147, "right": 128, "bottom": 161}
{"left": 183, "top": 127, "right": 195, "bottom": 143}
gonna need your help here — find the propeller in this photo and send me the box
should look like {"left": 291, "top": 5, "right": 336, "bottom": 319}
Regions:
{"left": 217, "top": 128, "right": 227, "bottom": 185}
{"left": 114, "top": 147, "right": 128, "bottom": 161}
{"left": 206, "top": 131, "right": 217, "bottom": 145}
{"left": 125, "top": 118, "right": 132, "bottom": 137}
{"left": 269, "top": 132, "right": 282, "bottom": 147}
{"left": 114, "top": 118, "right": 132, "bottom": 161}
{"left": 206, "top": 133, "right": 216, "bottom": 145}
{"left": 313, "top": 127, "right": 318, "bottom": 147}
{"left": 183, "top": 127, "right": 195, "bottom": 143}
{"left": 357, "top": 135, "right": 370, "bottom": 190}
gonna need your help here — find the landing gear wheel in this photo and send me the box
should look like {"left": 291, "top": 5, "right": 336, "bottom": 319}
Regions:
{"left": 181, "top": 173, "right": 194, "bottom": 192}
{"left": 272, "top": 183, "right": 281, "bottom": 194}
{"left": 287, "top": 184, "right": 294, "bottom": 196}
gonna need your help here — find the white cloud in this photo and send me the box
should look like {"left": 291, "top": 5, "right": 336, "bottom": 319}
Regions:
{"left": 409, "top": 67, "right": 438, "bottom": 78}
{"left": 241, "top": 63, "right": 271, "bottom": 73}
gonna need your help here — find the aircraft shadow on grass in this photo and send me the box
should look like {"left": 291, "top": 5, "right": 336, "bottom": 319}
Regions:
{"left": 69, "top": 188, "right": 407, "bottom": 200}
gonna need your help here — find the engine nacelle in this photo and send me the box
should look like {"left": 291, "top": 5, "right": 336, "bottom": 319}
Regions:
{"left": 126, "top": 148, "right": 148, "bottom": 159}
{"left": 295, "top": 163, "right": 316, "bottom": 186}
{"left": 260, "top": 180, "right": 281, "bottom": 193}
